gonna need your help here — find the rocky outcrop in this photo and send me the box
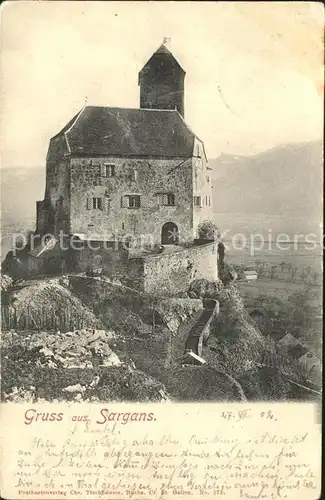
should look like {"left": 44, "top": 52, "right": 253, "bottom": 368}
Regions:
{"left": 1, "top": 329, "right": 169, "bottom": 403}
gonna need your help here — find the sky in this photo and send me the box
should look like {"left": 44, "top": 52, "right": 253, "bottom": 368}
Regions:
{"left": 1, "top": 1, "right": 323, "bottom": 168}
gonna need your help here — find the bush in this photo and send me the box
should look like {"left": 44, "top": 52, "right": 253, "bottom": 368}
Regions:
{"left": 197, "top": 220, "right": 220, "bottom": 240}
{"left": 188, "top": 278, "right": 239, "bottom": 304}
{"left": 219, "top": 262, "right": 238, "bottom": 285}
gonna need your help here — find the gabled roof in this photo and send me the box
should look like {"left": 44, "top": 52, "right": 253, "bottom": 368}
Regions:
{"left": 52, "top": 106, "right": 195, "bottom": 157}
{"left": 278, "top": 333, "right": 299, "bottom": 347}
{"left": 288, "top": 344, "right": 309, "bottom": 359}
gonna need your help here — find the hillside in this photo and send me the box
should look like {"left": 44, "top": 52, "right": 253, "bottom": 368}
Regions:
{"left": 211, "top": 140, "right": 323, "bottom": 236}
{"left": 2, "top": 272, "right": 319, "bottom": 403}
{"left": 211, "top": 140, "right": 322, "bottom": 216}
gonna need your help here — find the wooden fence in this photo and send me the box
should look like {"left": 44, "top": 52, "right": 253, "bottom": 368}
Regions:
{"left": 1, "top": 305, "right": 99, "bottom": 332}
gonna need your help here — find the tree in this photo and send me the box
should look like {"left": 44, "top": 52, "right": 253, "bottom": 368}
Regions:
{"left": 257, "top": 261, "right": 266, "bottom": 276}
{"left": 270, "top": 265, "right": 277, "bottom": 280}
{"left": 300, "top": 270, "right": 307, "bottom": 283}
{"left": 305, "top": 265, "right": 312, "bottom": 276}
{"left": 312, "top": 272, "right": 319, "bottom": 285}
{"left": 197, "top": 220, "right": 220, "bottom": 241}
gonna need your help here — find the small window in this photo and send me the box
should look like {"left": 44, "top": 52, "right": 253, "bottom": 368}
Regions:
{"left": 194, "top": 196, "right": 202, "bottom": 207}
{"left": 122, "top": 195, "right": 141, "bottom": 209}
{"left": 104, "top": 164, "right": 115, "bottom": 177}
{"left": 93, "top": 197, "right": 102, "bottom": 210}
{"left": 129, "top": 195, "right": 140, "bottom": 208}
{"left": 132, "top": 170, "right": 138, "bottom": 181}
{"left": 158, "top": 193, "right": 175, "bottom": 206}
{"left": 87, "top": 197, "right": 103, "bottom": 210}
{"left": 167, "top": 193, "right": 175, "bottom": 206}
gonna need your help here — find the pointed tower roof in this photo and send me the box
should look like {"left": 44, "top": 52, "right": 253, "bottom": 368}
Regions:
{"left": 139, "top": 39, "right": 185, "bottom": 77}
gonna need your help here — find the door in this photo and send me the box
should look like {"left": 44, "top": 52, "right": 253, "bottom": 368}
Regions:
{"left": 161, "top": 222, "right": 179, "bottom": 245}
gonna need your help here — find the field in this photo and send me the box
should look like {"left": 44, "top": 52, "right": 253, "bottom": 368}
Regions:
{"left": 222, "top": 237, "right": 322, "bottom": 365}
{"left": 215, "top": 212, "right": 322, "bottom": 293}
{"left": 225, "top": 242, "right": 322, "bottom": 309}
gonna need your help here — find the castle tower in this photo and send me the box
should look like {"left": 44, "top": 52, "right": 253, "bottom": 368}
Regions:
{"left": 138, "top": 38, "right": 185, "bottom": 117}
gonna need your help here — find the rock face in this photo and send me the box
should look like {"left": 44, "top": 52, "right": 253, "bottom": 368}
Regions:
{"left": 1, "top": 329, "right": 170, "bottom": 403}
{"left": 157, "top": 298, "right": 203, "bottom": 334}
{"left": 23, "top": 329, "right": 121, "bottom": 369}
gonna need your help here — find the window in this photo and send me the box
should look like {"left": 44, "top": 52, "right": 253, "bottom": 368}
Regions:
{"left": 158, "top": 193, "right": 175, "bottom": 206}
{"left": 86, "top": 197, "right": 106, "bottom": 210}
{"left": 131, "top": 169, "right": 138, "bottom": 181}
{"left": 194, "top": 196, "right": 202, "bottom": 207}
{"left": 103, "top": 164, "right": 115, "bottom": 177}
{"left": 121, "top": 195, "right": 141, "bottom": 209}
{"left": 93, "top": 197, "right": 102, "bottom": 210}
{"left": 129, "top": 195, "right": 140, "bottom": 208}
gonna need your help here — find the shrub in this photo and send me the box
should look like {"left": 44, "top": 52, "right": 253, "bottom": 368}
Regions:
{"left": 188, "top": 278, "right": 240, "bottom": 305}
{"left": 197, "top": 220, "right": 220, "bottom": 240}
{"left": 219, "top": 262, "right": 238, "bottom": 285}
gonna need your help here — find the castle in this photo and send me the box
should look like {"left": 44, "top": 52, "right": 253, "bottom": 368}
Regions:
{"left": 36, "top": 40, "right": 213, "bottom": 246}
{"left": 32, "top": 40, "right": 218, "bottom": 296}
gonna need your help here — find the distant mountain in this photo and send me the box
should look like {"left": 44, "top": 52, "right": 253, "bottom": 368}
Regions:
{"left": 210, "top": 140, "right": 323, "bottom": 237}
{"left": 211, "top": 140, "right": 323, "bottom": 217}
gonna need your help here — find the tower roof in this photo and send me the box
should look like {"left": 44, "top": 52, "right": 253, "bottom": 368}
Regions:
{"left": 139, "top": 41, "right": 185, "bottom": 77}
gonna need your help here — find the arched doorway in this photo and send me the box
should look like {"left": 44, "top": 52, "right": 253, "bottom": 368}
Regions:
{"left": 161, "top": 222, "right": 179, "bottom": 245}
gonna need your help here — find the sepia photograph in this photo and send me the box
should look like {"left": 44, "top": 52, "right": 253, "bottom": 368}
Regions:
{"left": 1, "top": 2, "right": 323, "bottom": 406}
{"left": 0, "top": 3, "right": 323, "bottom": 500}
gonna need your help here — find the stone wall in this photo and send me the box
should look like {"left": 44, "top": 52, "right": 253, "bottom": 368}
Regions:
{"left": 69, "top": 156, "right": 194, "bottom": 244}
{"left": 37, "top": 140, "right": 214, "bottom": 243}
{"left": 141, "top": 241, "right": 218, "bottom": 297}
{"left": 70, "top": 240, "right": 217, "bottom": 298}
{"left": 37, "top": 135, "right": 71, "bottom": 234}
{"left": 70, "top": 242, "right": 145, "bottom": 291}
